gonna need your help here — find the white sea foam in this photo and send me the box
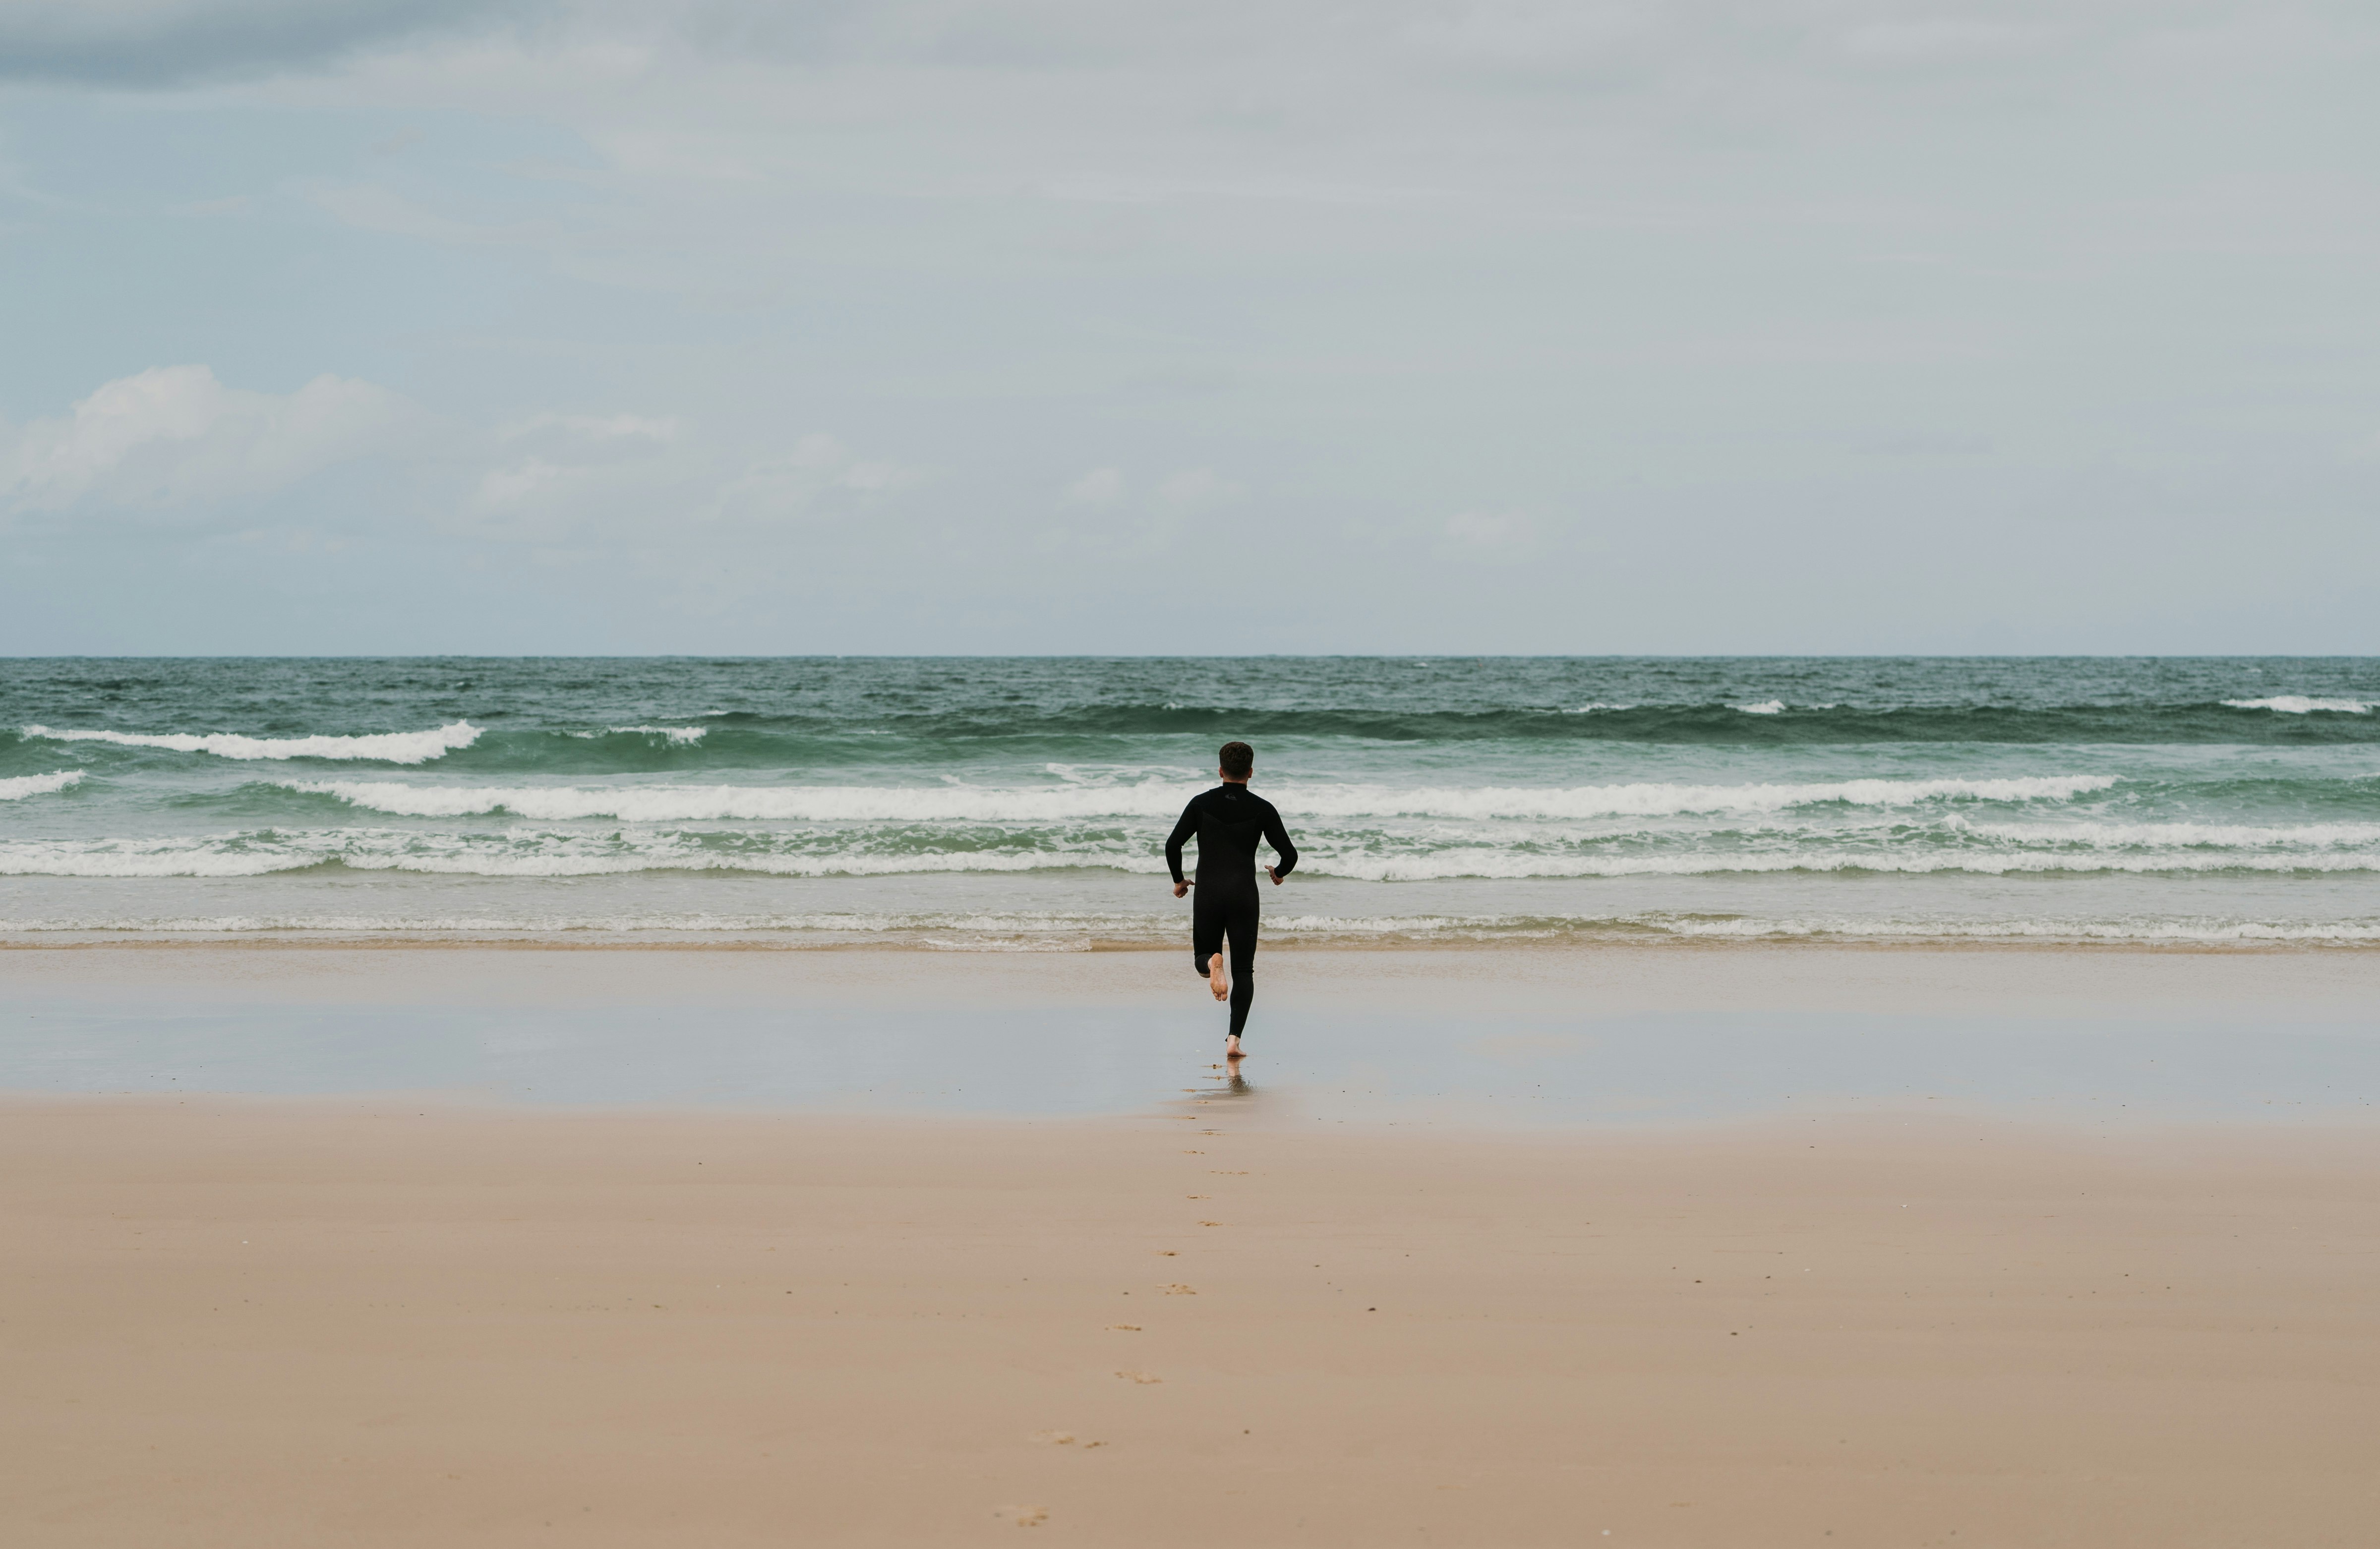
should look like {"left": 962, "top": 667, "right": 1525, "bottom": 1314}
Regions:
{"left": 1297, "top": 850, "right": 2380, "bottom": 881}
{"left": 21, "top": 721, "right": 480, "bottom": 763}
{"left": 5, "top": 906, "right": 2375, "bottom": 948}
{"left": 0, "top": 770, "right": 84, "bottom": 801}
{"left": 565, "top": 725, "right": 709, "bottom": 743}
{"left": 351, "top": 850, "right": 1076, "bottom": 878}
{"left": 0, "top": 909, "right": 1145, "bottom": 935}
{"left": 2220, "top": 696, "right": 2375, "bottom": 714}
{"left": 9, "top": 829, "right": 2375, "bottom": 881}
{"left": 1733, "top": 700, "right": 1785, "bottom": 714}
{"left": 0, "top": 843, "right": 325, "bottom": 878}
{"left": 0, "top": 850, "right": 1073, "bottom": 880}
{"left": 284, "top": 773, "right": 2119, "bottom": 823}
{"left": 1955, "top": 819, "right": 2380, "bottom": 848}
{"left": 1652, "top": 916, "right": 2380, "bottom": 944}
{"left": 0, "top": 829, "right": 1104, "bottom": 879}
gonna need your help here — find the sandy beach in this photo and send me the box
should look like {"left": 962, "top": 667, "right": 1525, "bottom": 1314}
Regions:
{"left": 4, "top": 945, "right": 2379, "bottom": 1545}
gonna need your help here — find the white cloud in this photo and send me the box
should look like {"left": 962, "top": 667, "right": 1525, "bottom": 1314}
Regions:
{"left": 777, "top": 433, "right": 915, "bottom": 492}
{"left": 1156, "top": 467, "right": 1240, "bottom": 510}
{"left": 0, "top": 364, "right": 918, "bottom": 549}
{"left": 1443, "top": 510, "right": 1533, "bottom": 547}
{"left": 1839, "top": 18, "right": 2067, "bottom": 68}
{"left": 456, "top": 420, "right": 918, "bottom": 539}
{"left": 691, "top": 433, "right": 922, "bottom": 525}
{"left": 309, "top": 181, "right": 565, "bottom": 250}
{"left": 1065, "top": 466, "right": 1124, "bottom": 504}
{"left": 500, "top": 411, "right": 680, "bottom": 446}
{"left": 0, "top": 365, "right": 426, "bottom": 516}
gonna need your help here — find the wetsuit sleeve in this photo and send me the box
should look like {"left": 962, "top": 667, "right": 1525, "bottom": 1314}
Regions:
{"left": 1261, "top": 800, "right": 1298, "bottom": 877}
{"left": 1164, "top": 797, "right": 1199, "bottom": 884}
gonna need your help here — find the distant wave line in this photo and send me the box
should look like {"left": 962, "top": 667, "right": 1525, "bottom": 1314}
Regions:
{"left": 280, "top": 773, "right": 2120, "bottom": 823}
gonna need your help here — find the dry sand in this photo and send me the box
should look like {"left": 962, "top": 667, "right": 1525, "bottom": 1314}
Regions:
{"left": 6, "top": 1089, "right": 2379, "bottom": 1546}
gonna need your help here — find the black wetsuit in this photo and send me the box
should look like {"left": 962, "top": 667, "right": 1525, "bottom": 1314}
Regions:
{"left": 1164, "top": 784, "right": 1298, "bottom": 1042}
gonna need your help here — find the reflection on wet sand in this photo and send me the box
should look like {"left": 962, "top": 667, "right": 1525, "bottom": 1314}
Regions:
{"left": 6, "top": 947, "right": 2378, "bottom": 1127}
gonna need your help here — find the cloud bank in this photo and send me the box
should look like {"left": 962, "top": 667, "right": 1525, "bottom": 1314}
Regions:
{"left": 1, "top": 0, "right": 2375, "bottom": 651}
{"left": 0, "top": 366, "right": 423, "bottom": 515}
{"left": 0, "top": 0, "right": 516, "bottom": 85}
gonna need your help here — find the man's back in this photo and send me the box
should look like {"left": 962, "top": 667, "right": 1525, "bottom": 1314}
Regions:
{"left": 1166, "top": 784, "right": 1297, "bottom": 889}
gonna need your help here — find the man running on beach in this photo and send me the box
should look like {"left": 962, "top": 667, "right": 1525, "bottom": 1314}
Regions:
{"left": 1165, "top": 741, "right": 1298, "bottom": 1060}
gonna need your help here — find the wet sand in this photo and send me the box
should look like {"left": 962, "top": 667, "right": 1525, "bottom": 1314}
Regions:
{"left": 5, "top": 944, "right": 2379, "bottom": 1122}
{"left": 6, "top": 1099, "right": 2380, "bottom": 1546}
{"left": 4, "top": 946, "right": 2379, "bottom": 1544}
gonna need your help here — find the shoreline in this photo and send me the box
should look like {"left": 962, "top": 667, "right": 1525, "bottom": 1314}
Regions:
{"left": 4, "top": 931, "right": 2377, "bottom": 954}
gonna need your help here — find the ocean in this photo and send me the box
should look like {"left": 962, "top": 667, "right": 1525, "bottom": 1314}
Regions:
{"left": 2, "top": 656, "right": 2376, "bottom": 948}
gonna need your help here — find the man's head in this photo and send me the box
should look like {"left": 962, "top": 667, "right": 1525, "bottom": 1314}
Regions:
{"left": 1218, "top": 742, "right": 1254, "bottom": 782}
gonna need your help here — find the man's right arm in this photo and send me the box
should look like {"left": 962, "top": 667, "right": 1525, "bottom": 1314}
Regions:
{"left": 1164, "top": 797, "right": 1199, "bottom": 885}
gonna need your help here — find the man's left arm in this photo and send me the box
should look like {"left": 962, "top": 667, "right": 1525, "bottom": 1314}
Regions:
{"left": 1261, "top": 801, "right": 1298, "bottom": 883}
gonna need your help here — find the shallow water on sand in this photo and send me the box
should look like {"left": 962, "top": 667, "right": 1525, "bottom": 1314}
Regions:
{"left": 9, "top": 952, "right": 2376, "bottom": 1128}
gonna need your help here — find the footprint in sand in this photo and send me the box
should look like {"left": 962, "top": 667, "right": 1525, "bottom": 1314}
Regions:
{"left": 1155, "top": 1250, "right": 1178, "bottom": 1257}
{"left": 1030, "top": 1431, "right": 1076, "bottom": 1445}
{"left": 1161, "top": 1283, "right": 1196, "bottom": 1295}
{"left": 1108, "top": 1323, "right": 1141, "bottom": 1331}
{"left": 1115, "top": 1369, "right": 1162, "bottom": 1384}
{"left": 995, "top": 1505, "right": 1049, "bottom": 1527}
{"left": 1198, "top": 1221, "right": 1223, "bottom": 1227}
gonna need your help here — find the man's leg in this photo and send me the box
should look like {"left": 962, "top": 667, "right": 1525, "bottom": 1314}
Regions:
{"left": 1191, "top": 889, "right": 1228, "bottom": 1001}
{"left": 1224, "top": 888, "right": 1258, "bottom": 1047}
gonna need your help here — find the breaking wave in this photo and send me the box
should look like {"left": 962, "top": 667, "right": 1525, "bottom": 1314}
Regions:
{"left": 2220, "top": 696, "right": 2374, "bottom": 714}
{"left": 565, "top": 726, "right": 709, "bottom": 744}
{"left": 20, "top": 721, "right": 480, "bottom": 763}
{"left": 0, "top": 770, "right": 84, "bottom": 801}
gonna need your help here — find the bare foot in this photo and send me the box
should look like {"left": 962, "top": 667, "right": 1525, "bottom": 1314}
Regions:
{"left": 1207, "top": 952, "right": 1229, "bottom": 1002}
{"left": 1224, "top": 1034, "right": 1244, "bottom": 1060}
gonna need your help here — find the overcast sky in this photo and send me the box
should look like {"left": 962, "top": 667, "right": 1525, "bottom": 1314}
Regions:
{"left": 2, "top": 0, "right": 2376, "bottom": 654}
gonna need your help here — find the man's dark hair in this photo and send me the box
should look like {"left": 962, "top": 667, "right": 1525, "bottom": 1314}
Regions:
{"left": 1219, "top": 741, "right": 1254, "bottom": 779}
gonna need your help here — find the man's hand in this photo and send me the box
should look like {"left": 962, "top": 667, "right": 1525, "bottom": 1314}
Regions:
{"left": 1267, "top": 865, "right": 1283, "bottom": 885}
{"left": 1173, "top": 880, "right": 1190, "bottom": 898}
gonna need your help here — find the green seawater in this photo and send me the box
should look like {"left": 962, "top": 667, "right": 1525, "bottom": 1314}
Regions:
{"left": 3, "top": 656, "right": 2377, "bottom": 945}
